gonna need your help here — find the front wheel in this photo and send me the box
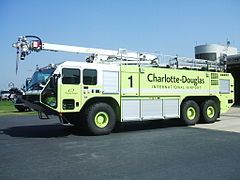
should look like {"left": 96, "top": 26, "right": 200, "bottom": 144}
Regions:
{"left": 181, "top": 100, "right": 200, "bottom": 125}
{"left": 200, "top": 100, "right": 219, "bottom": 123}
{"left": 85, "top": 103, "right": 116, "bottom": 135}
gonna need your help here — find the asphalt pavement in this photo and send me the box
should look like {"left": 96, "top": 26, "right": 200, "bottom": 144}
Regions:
{"left": 0, "top": 108, "right": 240, "bottom": 180}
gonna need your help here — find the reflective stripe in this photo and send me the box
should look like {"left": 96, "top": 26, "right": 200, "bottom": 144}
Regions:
{"left": 210, "top": 90, "right": 219, "bottom": 94}
{"left": 122, "top": 89, "right": 219, "bottom": 94}
{"left": 141, "top": 89, "right": 215, "bottom": 94}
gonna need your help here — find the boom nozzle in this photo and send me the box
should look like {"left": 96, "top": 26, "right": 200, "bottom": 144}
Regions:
{"left": 12, "top": 35, "right": 42, "bottom": 74}
{"left": 12, "top": 35, "right": 43, "bottom": 60}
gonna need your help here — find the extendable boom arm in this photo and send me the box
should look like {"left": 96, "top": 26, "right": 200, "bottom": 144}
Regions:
{"left": 12, "top": 35, "right": 157, "bottom": 62}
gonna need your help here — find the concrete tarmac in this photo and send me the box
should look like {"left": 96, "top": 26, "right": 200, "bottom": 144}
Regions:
{"left": 194, "top": 106, "right": 240, "bottom": 133}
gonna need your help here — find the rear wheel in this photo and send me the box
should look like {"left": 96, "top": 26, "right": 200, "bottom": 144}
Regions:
{"left": 200, "top": 100, "right": 219, "bottom": 123}
{"left": 181, "top": 100, "right": 200, "bottom": 125}
{"left": 85, "top": 103, "right": 116, "bottom": 135}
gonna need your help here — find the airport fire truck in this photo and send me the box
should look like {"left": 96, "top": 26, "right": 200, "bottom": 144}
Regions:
{"left": 12, "top": 36, "right": 234, "bottom": 135}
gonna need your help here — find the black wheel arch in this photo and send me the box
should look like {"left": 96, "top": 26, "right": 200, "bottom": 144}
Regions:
{"left": 62, "top": 97, "right": 120, "bottom": 126}
{"left": 80, "top": 97, "right": 120, "bottom": 121}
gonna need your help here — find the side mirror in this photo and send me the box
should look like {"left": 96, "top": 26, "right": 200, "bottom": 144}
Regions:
{"left": 53, "top": 73, "right": 61, "bottom": 82}
{"left": 50, "top": 74, "right": 61, "bottom": 87}
{"left": 25, "top": 78, "right": 31, "bottom": 90}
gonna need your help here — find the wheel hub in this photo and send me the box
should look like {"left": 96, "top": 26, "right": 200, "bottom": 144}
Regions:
{"left": 207, "top": 106, "right": 215, "bottom": 118}
{"left": 187, "top": 107, "right": 196, "bottom": 120}
{"left": 94, "top": 112, "right": 109, "bottom": 128}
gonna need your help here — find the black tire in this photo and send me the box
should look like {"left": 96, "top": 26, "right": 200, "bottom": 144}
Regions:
{"left": 200, "top": 100, "right": 219, "bottom": 123}
{"left": 85, "top": 103, "right": 116, "bottom": 135}
{"left": 181, "top": 100, "right": 200, "bottom": 125}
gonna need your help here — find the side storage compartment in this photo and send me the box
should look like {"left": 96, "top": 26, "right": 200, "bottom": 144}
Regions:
{"left": 121, "top": 97, "right": 180, "bottom": 122}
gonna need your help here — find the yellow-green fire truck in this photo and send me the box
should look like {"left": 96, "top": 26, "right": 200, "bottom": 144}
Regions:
{"left": 12, "top": 36, "right": 234, "bottom": 135}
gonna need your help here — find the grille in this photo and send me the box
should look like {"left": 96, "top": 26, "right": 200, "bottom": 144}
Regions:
{"left": 211, "top": 80, "right": 218, "bottom": 86}
{"left": 211, "top": 73, "right": 218, "bottom": 79}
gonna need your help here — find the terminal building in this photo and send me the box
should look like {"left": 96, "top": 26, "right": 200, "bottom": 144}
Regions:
{"left": 195, "top": 44, "right": 240, "bottom": 105}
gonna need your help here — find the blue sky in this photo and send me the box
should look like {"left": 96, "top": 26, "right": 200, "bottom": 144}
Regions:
{"left": 0, "top": 0, "right": 239, "bottom": 90}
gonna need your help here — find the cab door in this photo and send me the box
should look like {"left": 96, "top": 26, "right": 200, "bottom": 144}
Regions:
{"left": 59, "top": 67, "right": 82, "bottom": 112}
{"left": 120, "top": 65, "right": 141, "bottom": 121}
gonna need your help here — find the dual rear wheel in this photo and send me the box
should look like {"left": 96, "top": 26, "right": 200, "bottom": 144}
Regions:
{"left": 181, "top": 99, "right": 219, "bottom": 125}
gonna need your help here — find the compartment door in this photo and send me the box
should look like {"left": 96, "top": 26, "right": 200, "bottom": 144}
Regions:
{"left": 121, "top": 65, "right": 139, "bottom": 96}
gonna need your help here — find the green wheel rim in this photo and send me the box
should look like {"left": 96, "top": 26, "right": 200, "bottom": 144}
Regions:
{"left": 207, "top": 106, "right": 215, "bottom": 118}
{"left": 94, "top": 112, "right": 109, "bottom": 128}
{"left": 187, "top": 107, "right": 196, "bottom": 120}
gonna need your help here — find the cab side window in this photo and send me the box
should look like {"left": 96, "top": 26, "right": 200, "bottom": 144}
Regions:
{"left": 62, "top": 68, "right": 80, "bottom": 84}
{"left": 83, "top": 69, "right": 97, "bottom": 85}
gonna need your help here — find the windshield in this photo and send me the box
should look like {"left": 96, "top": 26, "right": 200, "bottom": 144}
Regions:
{"left": 28, "top": 68, "right": 55, "bottom": 90}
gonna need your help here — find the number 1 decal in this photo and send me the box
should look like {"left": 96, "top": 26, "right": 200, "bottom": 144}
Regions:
{"left": 128, "top": 75, "right": 133, "bottom": 88}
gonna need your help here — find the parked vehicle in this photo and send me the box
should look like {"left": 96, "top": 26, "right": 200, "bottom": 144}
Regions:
{"left": 12, "top": 35, "right": 234, "bottom": 135}
{"left": 0, "top": 91, "right": 10, "bottom": 100}
{"left": 9, "top": 87, "right": 31, "bottom": 112}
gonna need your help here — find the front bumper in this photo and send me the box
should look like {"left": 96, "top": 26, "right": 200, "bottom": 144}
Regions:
{"left": 20, "top": 94, "right": 58, "bottom": 116}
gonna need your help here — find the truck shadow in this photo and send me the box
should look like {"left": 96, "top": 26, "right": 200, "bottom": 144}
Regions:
{"left": 113, "top": 119, "right": 185, "bottom": 133}
{"left": 1, "top": 124, "right": 73, "bottom": 138}
{"left": 1, "top": 119, "right": 185, "bottom": 138}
